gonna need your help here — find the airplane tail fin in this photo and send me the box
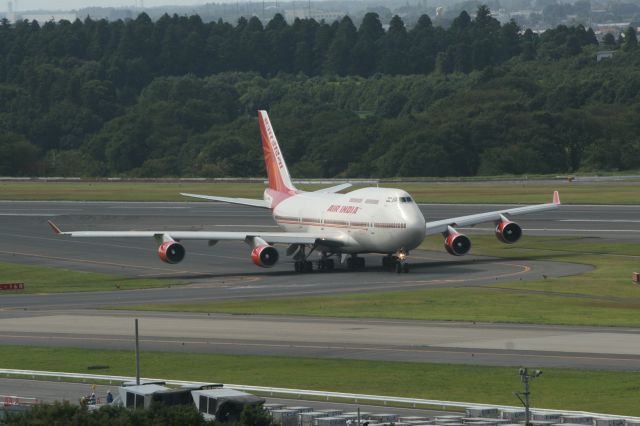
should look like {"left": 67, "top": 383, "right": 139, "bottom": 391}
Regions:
{"left": 258, "top": 110, "right": 297, "bottom": 195}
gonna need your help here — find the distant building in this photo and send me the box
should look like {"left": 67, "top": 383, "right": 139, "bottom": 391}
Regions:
{"left": 19, "top": 12, "right": 77, "bottom": 23}
{"left": 594, "top": 22, "right": 631, "bottom": 37}
{"left": 284, "top": 8, "right": 344, "bottom": 23}
{"left": 597, "top": 50, "right": 615, "bottom": 61}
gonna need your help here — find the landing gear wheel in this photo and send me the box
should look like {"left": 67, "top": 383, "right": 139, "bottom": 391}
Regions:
{"left": 382, "top": 255, "right": 398, "bottom": 271}
{"left": 395, "top": 262, "right": 402, "bottom": 273}
{"left": 318, "top": 259, "right": 335, "bottom": 271}
{"left": 403, "top": 263, "right": 409, "bottom": 273}
{"left": 304, "top": 260, "right": 313, "bottom": 272}
{"left": 294, "top": 260, "right": 313, "bottom": 273}
{"left": 347, "top": 256, "right": 365, "bottom": 270}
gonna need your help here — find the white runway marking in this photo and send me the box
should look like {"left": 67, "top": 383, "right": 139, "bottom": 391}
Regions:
{"left": 0, "top": 213, "right": 60, "bottom": 217}
{"left": 211, "top": 225, "right": 279, "bottom": 228}
{"left": 560, "top": 219, "right": 640, "bottom": 223}
{"left": 110, "top": 206, "right": 190, "bottom": 209}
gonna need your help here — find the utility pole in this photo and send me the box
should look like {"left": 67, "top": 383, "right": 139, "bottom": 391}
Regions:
{"left": 515, "top": 368, "right": 542, "bottom": 426}
{"left": 135, "top": 319, "right": 141, "bottom": 386}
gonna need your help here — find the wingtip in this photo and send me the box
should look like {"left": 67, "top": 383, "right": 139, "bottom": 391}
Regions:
{"left": 553, "top": 190, "right": 561, "bottom": 205}
{"left": 47, "top": 220, "right": 62, "bottom": 234}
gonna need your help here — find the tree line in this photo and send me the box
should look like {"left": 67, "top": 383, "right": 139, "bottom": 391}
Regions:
{"left": 4, "top": 400, "right": 273, "bottom": 425}
{"left": 0, "top": 8, "right": 639, "bottom": 178}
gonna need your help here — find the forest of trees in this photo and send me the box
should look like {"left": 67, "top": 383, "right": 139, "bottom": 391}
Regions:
{"left": 0, "top": 9, "right": 639, "bottom": 178}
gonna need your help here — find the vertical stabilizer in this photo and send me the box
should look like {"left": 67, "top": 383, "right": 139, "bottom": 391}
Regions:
{"left": 258, "top": 110, "right": 296, "bottom": 194}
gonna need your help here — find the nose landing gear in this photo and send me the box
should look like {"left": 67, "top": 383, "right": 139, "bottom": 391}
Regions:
{"left": 382, "top": 251, "right": 409, "bottom": 273}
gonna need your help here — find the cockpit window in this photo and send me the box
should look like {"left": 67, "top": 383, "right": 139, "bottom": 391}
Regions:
{"left": 400, "top": 197, "right": 413, "bottom": 203}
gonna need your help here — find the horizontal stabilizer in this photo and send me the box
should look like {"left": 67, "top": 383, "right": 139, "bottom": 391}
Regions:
{"left": 180, "top": 193, "right": 269, "bottom": 208}
{"left": 313, "top": 183, "right": 353, "bottom": 194}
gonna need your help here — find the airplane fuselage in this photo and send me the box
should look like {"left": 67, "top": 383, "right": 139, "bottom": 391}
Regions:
{"left": 269, "top": 187, "right": 427, "bottom": 254}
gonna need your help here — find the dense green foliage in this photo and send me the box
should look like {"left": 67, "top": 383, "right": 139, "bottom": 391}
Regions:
{"left": 5, "top": 401, "right": 215, "bottom": 425}
{"left": 4, "top": 401, "right": 272, "bottom": 425}
{"left": 0, "top": 10, "right": 638, "bottom": 177}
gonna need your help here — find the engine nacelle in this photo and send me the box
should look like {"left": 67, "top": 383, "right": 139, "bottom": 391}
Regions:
{"left": 444, "top": 230, "right": 471, "bottom": 256}
{"left": 251, "top": 244, "right": 279, "bottom": 268}
{"left": 496, "top": 220, "right": 522, "bottom": 244}
{"left": 158, "top": 241, "right": 186, "bottom": 264}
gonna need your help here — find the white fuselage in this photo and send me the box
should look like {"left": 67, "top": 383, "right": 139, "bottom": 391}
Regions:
{"left": 269, "top": 187, "right": 427, "bottom": 254}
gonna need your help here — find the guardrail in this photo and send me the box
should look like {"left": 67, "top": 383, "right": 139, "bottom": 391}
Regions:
{"left": 1, "top": 368, "right": 638, "bottom": 421}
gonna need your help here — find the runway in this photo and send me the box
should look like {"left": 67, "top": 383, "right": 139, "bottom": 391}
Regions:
{"left": 0, "top": 201, "right": 595, "bottom": 309}
{"left": 0, "top": 200, "right": 638, "bottom": 371}
{"left": 2, "top": 312, "right": 640, "bottom": 371}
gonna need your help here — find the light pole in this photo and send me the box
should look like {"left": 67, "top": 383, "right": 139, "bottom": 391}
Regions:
{"left": 514, "top": 368, "right": 542, "bottom": 426}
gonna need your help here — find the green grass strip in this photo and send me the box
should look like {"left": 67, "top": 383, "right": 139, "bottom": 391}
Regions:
{"left": 1, "top": 345, "right": 639, "bottom": 416}
{"left": 124, "top": 236, "right": 640, "bottom": 327}
{"left": 1, "top": 181, "right": 639, "bottom": 204}
{"left": 0, "top": 261, "right": 184, "bottom": 293}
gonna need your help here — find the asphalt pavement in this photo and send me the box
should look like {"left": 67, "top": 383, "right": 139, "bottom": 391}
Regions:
{"left": 0, "top": 200, "right": 638, "bottom": 371}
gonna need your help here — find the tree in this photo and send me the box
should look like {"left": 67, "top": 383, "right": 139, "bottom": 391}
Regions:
{"left": 0, "top": 134, "right": 40, "bottom": 176}
{"left": 602, "top": 32, "right": 616, "bottom": 47}
{"left": 623, "top": 26, "right": 638, "bottom": 51}
{"left": 350, "top": 13, "right": 384, "bottom": 76}
{"left": 377, "top": 16, "right": 409, "bottom": 75}
{"left": 324, "top": 16, "right": 357, "bottom": 75}
{"left": 450, "top": 10, "right": 471, "bottom": 36}
{"left": 408, "top": 14, "right": 437, "bottom": 74}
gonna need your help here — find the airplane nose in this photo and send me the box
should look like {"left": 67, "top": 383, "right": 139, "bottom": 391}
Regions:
{"left": 404, "top": 207, "right": 426, "bottom": 249}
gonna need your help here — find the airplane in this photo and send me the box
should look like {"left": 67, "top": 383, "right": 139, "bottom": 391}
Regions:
{"left": 48, "top": 110, "right": 561, "bottom": 274}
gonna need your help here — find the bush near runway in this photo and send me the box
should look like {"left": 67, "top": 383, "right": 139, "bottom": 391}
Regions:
{"left": 0, "top": 180, "right": 639, "bottom": 204}
{"left": 123, "top": 236, "right": 640, "bottom": 327}
{"left": 1, "top": 345, "right": 639, "bottom": 416}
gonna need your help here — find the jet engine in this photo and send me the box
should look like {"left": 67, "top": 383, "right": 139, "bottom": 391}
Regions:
{"left": 251, "top": 244, "right": 279, "bottom": 268}
{"left": 158, "top": 241, "right": 186, "bottom": 264}
{"left": 495, "top": 219, "right": 522, "bottom": 244}
{"left": 444, "top": 228, "right": 471, "bottom": 256}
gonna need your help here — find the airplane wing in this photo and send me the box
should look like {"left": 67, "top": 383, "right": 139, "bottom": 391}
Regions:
{"left": 425, "top": 191, "right": 561, "bottom": 235}
{"left": 312, "top": 183, "right": 352, "bottom": 193}
{"left": 47, "top": 221, "right": 342, "bottom": 246}
{"left": 180, "top": 193, "right": 269, "bottom": 208}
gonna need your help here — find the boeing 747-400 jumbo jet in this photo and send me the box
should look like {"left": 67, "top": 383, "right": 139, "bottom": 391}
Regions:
{"left": 48, "top": 110, "right": 561, "bottom": 273}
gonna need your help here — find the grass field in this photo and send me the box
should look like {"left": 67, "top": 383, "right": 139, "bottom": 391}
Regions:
{"left": 1, "top": 180, "right": 639, "bottom": 204}
{"left": 123, "top": 235, "right": 640, "bottom": 327}
{"left": 0, "top": 261, "right": 184, "bottom": 293}
{"left": 1, "top": 345, "right": 639, "bottom": 416}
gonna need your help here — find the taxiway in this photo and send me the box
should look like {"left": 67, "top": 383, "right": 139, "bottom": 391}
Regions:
{"left": 0, "top": 200, "right": 638, "bottom": 371}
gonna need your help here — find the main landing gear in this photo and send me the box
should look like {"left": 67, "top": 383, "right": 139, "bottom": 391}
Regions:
{"left": 382, "top": 252, "right": 409, "bottom": 273}
{"left": 346, "top": 255, "right": 365, "bottom": 270}
{"left": 318, "top": 256, "right": 335, "bottom": 271}
{"left": 293, "top": 246, "right": 336, "bottom": 273}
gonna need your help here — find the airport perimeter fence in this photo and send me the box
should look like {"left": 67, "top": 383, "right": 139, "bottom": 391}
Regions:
{"left": 1, "top": 368, "right": 638, "bottom": 423}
